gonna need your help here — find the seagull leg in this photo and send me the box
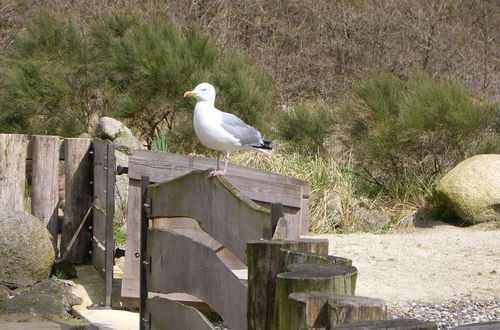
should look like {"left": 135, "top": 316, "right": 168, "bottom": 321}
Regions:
{"left": 208, "top": 151, "right": 227, "bottom": 177}
{"left": 223, "top": 151, "right": 230, "bottom": 172}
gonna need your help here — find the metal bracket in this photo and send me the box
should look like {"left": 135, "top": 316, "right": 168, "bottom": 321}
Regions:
{"left": 114, "top": 248, "right": 125, "bottom": 258}
{"left": 143, "top": 254, "right": 152, "bottom": 273}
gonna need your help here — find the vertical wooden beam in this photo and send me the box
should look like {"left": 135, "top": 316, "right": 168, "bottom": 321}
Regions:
{"left": 104, "top": 143, "right": 116, "bottom": 307}
{"left": 140, "top": 175, "right": 150, "bottom": 330}
{"left": 0, "top": 134, "right": 28, "bottom": 213}
{"left": 30, "top": 135, "right": 61, "bottom": 247}
{"left": 62, "top": 138, "right": 93, "bottom": 264}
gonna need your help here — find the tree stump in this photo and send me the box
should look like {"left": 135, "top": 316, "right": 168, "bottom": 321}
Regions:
{"left": 247, "top": 239, "right": 329, "bottom": 330}
{"left": 0, "top": 134, "right": 28, "bottom": 213}
{"left": 273, "top": 263, "right": 357, "bottom": 330}
{"left": 279, "top": 249, "right": 352, "bottom": 272}
{"left": 289, "top": 292, "right": 386, "bottom": 329}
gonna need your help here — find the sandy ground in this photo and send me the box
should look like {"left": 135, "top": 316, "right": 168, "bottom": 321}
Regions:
{"left": 310, "top": 223, "right": 500, "bottom": 305}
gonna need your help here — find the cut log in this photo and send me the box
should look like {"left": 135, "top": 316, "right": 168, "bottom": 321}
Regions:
{"left": 247, "top": 239, "right": 329, "bottom": 330}
{"left": 0, "top": 134, "right": 28, "bottom": 213}
{"left": 330, "top": 318, "right": 437, "bottom": 329}
{"left": 289, "top": 292, "right": 386, "bottom": 329}
{"left": 30, "top": 135, "right": 61, "bottom": 247}
{"left": 280, "top": 249, "right": 352, "bottom": 271}
{"left": 61, "top": 138, "right": 92, "bottom": 263}
{"left": 273, "top": 263, "right": 358, "bottom": 330}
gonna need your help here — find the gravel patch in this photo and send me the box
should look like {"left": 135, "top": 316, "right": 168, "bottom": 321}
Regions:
{"left": 388, "top": 296, "right": 499, "bottom": 329}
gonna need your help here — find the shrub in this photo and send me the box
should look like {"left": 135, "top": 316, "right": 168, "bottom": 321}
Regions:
{"left": 277, "top": 100, "right": 335, "bottom": 155}
{"left": 342, "top": 72, "right": 499, "bottom": 202}
{"left": 0, "top": 11, "right": 276, "bottom": 152}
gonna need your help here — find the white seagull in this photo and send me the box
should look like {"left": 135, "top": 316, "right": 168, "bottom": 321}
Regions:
{"left": 184, "top": 82, "right": 274, "bottom": 177}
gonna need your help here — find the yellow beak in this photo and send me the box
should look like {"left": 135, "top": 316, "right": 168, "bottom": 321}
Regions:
{"left": 184, "top": 91, "right": 195, "bottom": 98}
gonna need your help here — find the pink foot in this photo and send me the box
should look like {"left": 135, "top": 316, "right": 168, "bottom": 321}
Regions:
{"left": 208, "top": 170, "right": 226, "bottom": 178}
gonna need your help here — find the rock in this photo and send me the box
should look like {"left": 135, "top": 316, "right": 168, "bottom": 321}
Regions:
{"left": 351, "top": 198, "right": 391, "bottom": 228}
{"left": 113, "top": 135, "right": 144, "bottom": 155}
{"left": 399, "top": 208, "right": 449, "bottom": 228}
{"left": 0, "top": 212, "right": 55, "bottom": 287}
{"left": 115, "top": 150, "right": 129, "bottom": 221}
{"left": 78, "top": 132, "right": 92, "bottom": 139}
{"left": 0, "top": 280, "right": 82, "bottom": 316}
{"left": 94, "top": 116, "right": 133, "bottom": 141}
{"left": 0, "top": 285, "right": 11, "bottom": 299}
{"left": 436, "top": 154, "right": 500, "bottom": 224}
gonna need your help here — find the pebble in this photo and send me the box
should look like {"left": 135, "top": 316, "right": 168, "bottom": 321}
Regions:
{"left": 388, "top": 296, "right": 499, "bottom": 329}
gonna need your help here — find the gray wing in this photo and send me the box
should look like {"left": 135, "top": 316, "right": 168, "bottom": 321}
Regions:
{"left": 220, "top": 111, "right": 263, "bottom": 146}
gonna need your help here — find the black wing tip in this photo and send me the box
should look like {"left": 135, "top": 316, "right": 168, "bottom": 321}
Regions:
{"left": 253, "top": 140, "right": 275, "bottom": 150}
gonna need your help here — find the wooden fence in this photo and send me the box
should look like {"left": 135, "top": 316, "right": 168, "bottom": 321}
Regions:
{"left": 121, "top": 150, "right": 310, "bottom": 300}
{"left": 0, "top": 134, "right": 115, "bottom": 307}
{"left": 139, "top": 170, "right": 440, "bottom": 330}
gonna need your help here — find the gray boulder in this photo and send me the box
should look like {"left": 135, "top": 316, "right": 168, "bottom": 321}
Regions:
{"left": 0, "top": 279, "right": 82, "bottom": 317}
{"left": 115, "top": 149, "right": 130, "bottom": 221}
{"left": 113, "top": 134, "right": 144, "bottom": 155}
{"left": 399, "top": 208, "right": 449, "bottom": 228}
{"left": 95, "top": 116, "right": 133, "bottom": 141}
{"left": 436, "top": 154, "right": 500, "bottom": 224}
{"left": 0, "top": 212, "right": 55, "bottom": 287}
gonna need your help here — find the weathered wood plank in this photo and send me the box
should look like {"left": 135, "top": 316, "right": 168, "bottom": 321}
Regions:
{"left": 279, "top": 249, "right": 353, "bottom": 271}
{"left": 289, "top": 292, "right": 387, "bottom": 328}
{"left": 148, "top": 169, "right": 273, "bottom": 264}
{"left": 61, "top": 138, "right": 92, "bottom": 264}
{"left": 121, "top": 179, "right": 142, "bottom": 299}
{"left": 122, "top": 149, "right": 311, "bottom": 299}
{"left": 104, "top": 142, "right": 116, "bottom": 307}
{"left": 30, "top": 135, "right": 61, "bottom": 246}
{"left": 147, "top": 296, "right": 215, "bottom": 330}
{"left": 0, "top": 134, "right": 28, "bottom": 213}
{"left": 130, "top": 150, "right": 308, "bottom": 237}
{"left": 273, "top": 264, "right": 358, "bottom": 330}
{"left": 246, "top": 239, "right": 329, "bottom": 330}
{"left": 147, "top": 228, "right": 247, "bottom": 330}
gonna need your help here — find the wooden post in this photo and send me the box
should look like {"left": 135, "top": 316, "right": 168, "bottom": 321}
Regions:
{"left": 272, "top": 263, "right": 358, "bottom": 330}
{"left": 61, "top": 138, "right": 92, "bottom": 264}
{"left": 279, "top": 249, "right": 352, "bottom": 270}
{"left": 288, "top": 292, "right": 386, "bottom": 328}
{"left": 140, "top": 176, "right": 150, "bottom": 330}
{"left": 246, "top": 239, "right": 329, "bottom": 330}
{"left": 30, "top": 135, "right": 61, "bottom": 247}
{"left": 104, "top": 143, "right": 115, "bottom": 307}
{"left": 0, "top": 134, "right": 28, "bottom": 213}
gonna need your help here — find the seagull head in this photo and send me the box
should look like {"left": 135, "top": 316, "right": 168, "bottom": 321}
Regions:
{"left": 184, "top": 82, "right": 216, "bottom": 102}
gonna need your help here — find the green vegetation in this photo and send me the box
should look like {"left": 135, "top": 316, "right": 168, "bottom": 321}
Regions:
{"left": 0, "top": 11, "right": 275, "bottom": 149}
{"left": 341, "top": 72, "right": 498, "bottom": 203}
{"left": 0, "top": 7, "right": 498, "bottom": 232}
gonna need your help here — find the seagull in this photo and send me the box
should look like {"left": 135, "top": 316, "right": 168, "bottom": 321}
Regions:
{"left": 184, "top": 82, "right": 274, "bottom": 177}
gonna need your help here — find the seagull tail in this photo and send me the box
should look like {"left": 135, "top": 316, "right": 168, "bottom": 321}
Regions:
{"left": 252, "top": 140, "right": 278, "bottom": 154}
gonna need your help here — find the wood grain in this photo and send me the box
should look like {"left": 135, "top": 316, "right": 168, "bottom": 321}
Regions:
{"left": 0, "top": 134, "right": 28, "bottom": 213}
{"left": 147, "top": 296, "right": 215, "bottom": 330}
{"left": 289, "top": 292, "right": 386, "bottom": 328}
{"left": 147, "top": 228, "right": 247, "bottom": 330}
{"left": 61, "top": 138, "right": 92, "bottom": 264}
{"left": 148, "top": 169, "right": 273, "bottom": 264}
{"left": 30, "top": 135, "right": 61, "bottom": 247}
